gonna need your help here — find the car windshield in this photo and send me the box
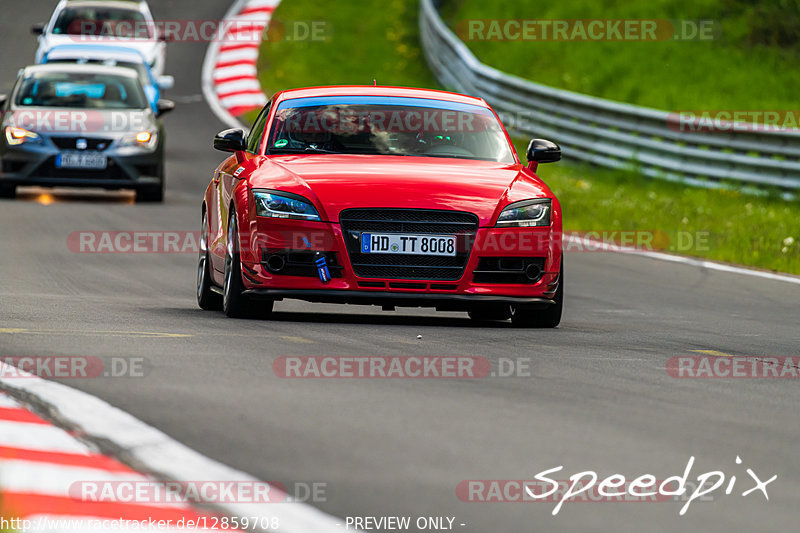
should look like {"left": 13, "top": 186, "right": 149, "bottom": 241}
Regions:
{"left": 15, "top": 71, "right": 148, "bottom": 109}
{"left": 52, "top": 7, "right": 152, "bottom": 38}
{"left": 266, "top": 96, "right": 516, "bottom": 163}
{"left": 48, "top": 58, "right": 151, "bottom": 88}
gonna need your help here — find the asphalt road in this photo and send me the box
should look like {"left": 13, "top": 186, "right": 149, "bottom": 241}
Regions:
{"left": 2, "top": 2, "right": 799, "bottom": 532}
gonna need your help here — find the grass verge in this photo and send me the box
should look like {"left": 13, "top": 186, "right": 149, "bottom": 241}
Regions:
{"left": 254, "top": 0, "right": 800, "bottom": 274}
{"left": 439, "top": 0, "right": 800, "bottom": 111}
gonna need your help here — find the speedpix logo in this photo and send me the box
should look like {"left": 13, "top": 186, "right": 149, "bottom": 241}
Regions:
{"left": 458, "top": 456, "right": 776, "bottom": 516}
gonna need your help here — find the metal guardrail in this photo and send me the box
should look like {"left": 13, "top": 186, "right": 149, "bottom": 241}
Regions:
{"left": 419, "top": 0, "right": 800, "bottom": 192}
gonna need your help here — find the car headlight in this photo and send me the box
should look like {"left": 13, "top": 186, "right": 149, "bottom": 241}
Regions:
{"left": 119, "top": 130, "right": 158, "bottom": 150}
{"left": 496, "top": 199, "right": 551, "bottom": 227}
{"left": 253, "top": 191, "right": 321, "bottom": 221}
{"left": 5, "top": 127, "right": 42, "bottom": 146}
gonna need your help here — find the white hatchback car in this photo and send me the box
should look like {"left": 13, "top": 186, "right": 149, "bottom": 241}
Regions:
{"left": 33, "top": 0, "right": 167, "bottom": 77}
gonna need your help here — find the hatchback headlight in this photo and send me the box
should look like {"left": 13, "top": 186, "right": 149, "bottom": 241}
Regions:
{"left": 5, "top": 127, "right": 42, "bottom": 146}
{"left": 253, "top": 191, "right": 321, "bottom": 221}
{"left": 119, "top": 130, "right": 158, "bottom": 150}
{"left": 496, "top": 199, "right": 551, "bottom": 227}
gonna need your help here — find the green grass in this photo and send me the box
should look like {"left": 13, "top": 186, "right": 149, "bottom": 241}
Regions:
{"left": 438, "top": 0, "right": 800, "bottom": 110}
{"left": 254, "top": 0, "right": 800, "bottom": 274}
{"left": 513, "top": 141, "right": 800, "bottom": 273}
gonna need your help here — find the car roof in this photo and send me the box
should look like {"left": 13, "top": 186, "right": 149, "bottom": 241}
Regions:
{"left": 61, "top": 0, "right": 145, "bottom": 10}
{"left": 272, "top": 86, "right": 489, "bottom": 107}
{"left": 22, "top": 63, "right": 140, "bottom": 78}
{"left": 45, "top": 44, "right": 147, "bottom": 63}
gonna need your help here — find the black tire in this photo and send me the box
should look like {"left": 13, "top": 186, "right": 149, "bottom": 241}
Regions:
{"left": 468, "top": 303, "right": 512, "bottom": 322}
{"left": 511, "top": 260, "right": 564, "bottom": 328}
{"left": 135, "top": 181, "right": 164, "bottom": 203}
{"left": 197, "top": 210, "right": 222, "bottom": 311}
{"left": 0, "top": 185, "right": 16, "bottom": 199}
{"left": 223, "top": 209, "right": 274, "bottom": 319}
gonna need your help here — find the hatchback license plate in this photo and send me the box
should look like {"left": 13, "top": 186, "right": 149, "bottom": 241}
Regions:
{"left": 56, "top": 153, "right": 107, "bottom": 170}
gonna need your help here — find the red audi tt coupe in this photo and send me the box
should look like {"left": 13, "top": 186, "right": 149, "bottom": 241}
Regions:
{"left": 197, "top": 86, "right": 563, "bottom": 327}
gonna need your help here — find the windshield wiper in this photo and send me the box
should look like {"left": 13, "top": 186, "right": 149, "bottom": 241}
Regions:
{"left": 268, "top": 146, "right": 342, "bottom": 155}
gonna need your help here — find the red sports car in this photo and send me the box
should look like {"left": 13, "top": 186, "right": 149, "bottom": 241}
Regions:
{"left": 197, "top": 86, "right": 563, "bottom": 327}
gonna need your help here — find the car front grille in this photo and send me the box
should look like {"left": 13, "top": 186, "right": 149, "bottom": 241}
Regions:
{"left": 50, "top": 137, "right": 114, "bottom": 151}
{"left": 340, "top": 208, "right": 479, "bottom": 281}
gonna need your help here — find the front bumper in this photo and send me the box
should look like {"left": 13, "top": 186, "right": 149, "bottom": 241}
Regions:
{"left": 237, "top": 216, "right": 562, "bottom": 310}
{"left": 0, "top": 140, "right": 162, "bottom": 190}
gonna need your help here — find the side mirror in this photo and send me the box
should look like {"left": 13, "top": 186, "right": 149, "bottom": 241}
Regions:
{"left": 156, "top": 75, "right": 175, "bottom": 91}
{"left": 214, "top": 128, "right": 247, "bottom": 153}
{"left": 31, "top": 23, "right": 46, "bottom": 35}
{"left": 155, "top": 99, "right": 175, "bottom": 117}
{"left": 526, "top": 139, "right": 561, "bottom": 164}
{"left": 0, "top": 94, "right": 7, "bottom": 108}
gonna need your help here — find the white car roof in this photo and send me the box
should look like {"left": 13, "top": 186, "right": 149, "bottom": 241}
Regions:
{"left": 23, "top": 63, "right": 140, "bottom": 79}
{"left": 46, "top": 46, "right": 147, "bottom": 64}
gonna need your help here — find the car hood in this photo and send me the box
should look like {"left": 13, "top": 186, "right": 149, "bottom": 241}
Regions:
{"left": 248, "top": 154, "right": 553, "bottom": 226}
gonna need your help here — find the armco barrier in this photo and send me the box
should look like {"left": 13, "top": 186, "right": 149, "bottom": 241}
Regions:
{"left": 419, "top": 0, "right": 800, "bottom": 193}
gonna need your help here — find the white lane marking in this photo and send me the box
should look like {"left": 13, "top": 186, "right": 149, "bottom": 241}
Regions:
{"left": 0, "top": 362, "right": 358, "bottom": 532}
{"left": 565, "top": 234, "right": 800, "bottom": 286}
{"left": 0, "top": 419, "right": 91, "bottom": 454}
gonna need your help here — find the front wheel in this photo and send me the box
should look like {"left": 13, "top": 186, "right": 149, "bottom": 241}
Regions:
{"left": 511, "top": 259, "right": 563, "bottom": 328}
{"left": 223, "top": 209, "right": 273, "bottom": 319}
{"left": 197, "top": 210, "right": 222, "bottom": 311}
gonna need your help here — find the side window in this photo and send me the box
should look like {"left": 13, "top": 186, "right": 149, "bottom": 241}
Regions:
{"left": 246, "top": 101, "right": 272, "bottom": 154}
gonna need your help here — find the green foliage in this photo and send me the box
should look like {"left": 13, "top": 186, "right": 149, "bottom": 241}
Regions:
{"left": 440, "top": 0, "right": 800, "bottom": 109}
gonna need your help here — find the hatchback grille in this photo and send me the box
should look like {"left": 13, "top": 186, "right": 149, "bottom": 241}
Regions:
{"left": 340, "top": 209, "right": 478, "bottom": 281}
{"left": 50, "top": 137, "right": 113, "bottom": 151}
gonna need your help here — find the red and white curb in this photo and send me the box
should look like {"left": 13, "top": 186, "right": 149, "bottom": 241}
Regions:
{"left": 0, "top": 391, "right": 230, "bottom": 532}
{"left": 202, "top": 0, "right": 279, "bottom": 128}
{"left": 0, "top": 361, "right": 352, "bottom": 532}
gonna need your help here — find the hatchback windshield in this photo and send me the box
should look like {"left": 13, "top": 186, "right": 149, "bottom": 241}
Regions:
{"left": 15, "top": 71, "right": 148, "bottom": 109}
{"left": 267, "top": 96, "right": 516, "bottom": 163}
{"left": 48, "top": 59, "right": 151, "bottom": 88}
{"left": 52, "top": 7, "right": 152, "bottom": 38}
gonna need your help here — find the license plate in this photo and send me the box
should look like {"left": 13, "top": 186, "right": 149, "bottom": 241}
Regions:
{"left": 361, "top": 233, "right": 456, "bottom": 256}
{"left": 56, "top": 152, "right": 107, "bottom": 170}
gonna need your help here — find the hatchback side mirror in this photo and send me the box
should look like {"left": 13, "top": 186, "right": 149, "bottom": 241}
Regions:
{"left": 214, "top": 128, "right": 247, "bottom": 152}
{"left": 526, "top": 139, "right": 561, "bottom": 164}
{"left": 156, "top": 99, "right": 175, "bottom": 117}
{"left": 156, "top": 75, "right": 175, "bottom": 91}
{"left": 31, "top": 23, "right": 46, "bottom": 35}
